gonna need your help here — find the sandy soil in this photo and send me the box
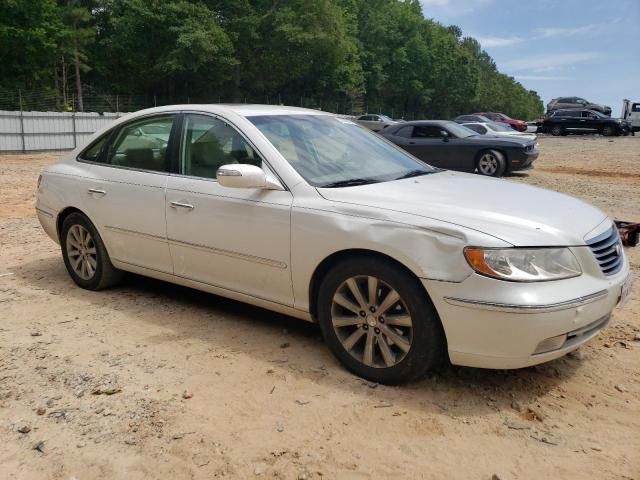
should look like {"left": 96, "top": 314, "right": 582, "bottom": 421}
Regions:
{"left": 1, "top": 136, "right": 639, "bottom": 480}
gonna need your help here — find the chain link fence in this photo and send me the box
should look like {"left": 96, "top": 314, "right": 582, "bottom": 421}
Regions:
{"left": 0, "top": 89, "right": 427, "bottom": 152}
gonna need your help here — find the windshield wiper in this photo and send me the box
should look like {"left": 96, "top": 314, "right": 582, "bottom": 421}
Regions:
{"left": 395, "top": 170, "right": 432, "bottom": 180}
{"left": 320, "top": 178, "right": 380, "bottom": 188}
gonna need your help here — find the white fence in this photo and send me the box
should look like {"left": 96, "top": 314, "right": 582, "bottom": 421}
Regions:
{"left": 0, "top": 111, "right": 123, "bottom": 152}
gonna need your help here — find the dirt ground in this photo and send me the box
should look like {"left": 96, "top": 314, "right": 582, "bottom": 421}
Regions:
{"left": 1, "top": 135, "right": 639, "bottom": 480}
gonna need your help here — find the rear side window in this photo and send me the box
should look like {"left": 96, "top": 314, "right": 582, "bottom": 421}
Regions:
{"left": 78, "top": 135, "right": 109, "bottom": 162}
{"left": 557, "top": 98, "right": 572, "bottom": 103}
{"left": 413, "top": 125, "right": 446, "bottom": 138}
{"left": 106, "top": 115, "right": 175, "bottom": 172}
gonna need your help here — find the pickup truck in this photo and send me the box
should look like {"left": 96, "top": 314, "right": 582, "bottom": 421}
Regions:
{"left": 622, "top": 99, "right": 640, "bottom": 132}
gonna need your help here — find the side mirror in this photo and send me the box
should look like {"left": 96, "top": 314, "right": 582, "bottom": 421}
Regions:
{"left": 216, "top": 164, "right": 283, "bottom": 190}
{"left": 441, "top": 131, "right": 450, "bottom": 141}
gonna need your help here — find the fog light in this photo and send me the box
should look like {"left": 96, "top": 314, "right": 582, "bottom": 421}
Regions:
{"left": 533, "top": 334, "right": 567, "bottom": 354}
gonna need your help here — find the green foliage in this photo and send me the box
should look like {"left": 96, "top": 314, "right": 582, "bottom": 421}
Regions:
{"left": 0, "top": 0, "right": 544, "bottom": 118}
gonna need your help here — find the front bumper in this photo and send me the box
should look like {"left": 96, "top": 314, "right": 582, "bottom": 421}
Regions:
{"left": 509, "top": 148, "right": 538, "bottom": 171}
{"left": 423, "top": 246, "right": 630, "bottom": 369}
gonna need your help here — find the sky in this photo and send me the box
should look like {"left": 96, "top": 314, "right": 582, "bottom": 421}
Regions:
{"left": 420, "top": 0, "right": 640, "bottom": 117}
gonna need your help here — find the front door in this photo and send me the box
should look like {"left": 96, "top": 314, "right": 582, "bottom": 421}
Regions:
{"left": 409, "top": 125, "right": 450, "bottom": 167}
{"left": 165, "top": 113, "right": 294, "bottom": 306}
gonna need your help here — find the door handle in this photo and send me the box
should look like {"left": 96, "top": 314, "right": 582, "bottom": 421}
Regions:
{"left": 170, "top": 201, "right": 194, "bottom": 210}
{"left": 409, "top": 141, "right": 416, "bottom": 144}
{"left": 87, "top": 188, "right": 106, "bottom": 196}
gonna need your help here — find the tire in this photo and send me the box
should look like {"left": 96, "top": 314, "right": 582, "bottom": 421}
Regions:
{"left": 316, "top": 257, "right": 446, "bottom": 385}
{"left": 601, "top": 125, "right": 616, "bottom": 137}
{"left": 550, "top": 125, "right": 564, "bottom": 136}
{"left": 61, "top": 212, "right": 124, "bottom": 290}
{"left": 476, "top": 149, "right": 506, "bottom": 177}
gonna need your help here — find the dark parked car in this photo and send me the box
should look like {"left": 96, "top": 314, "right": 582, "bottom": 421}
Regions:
{"left": 547, "top": 97, "right": 612, "bottom": 116}
{"left": 541, "top": 109, "right": 632, "bottom": 136}
{"left": 474, "top": 112, "right": 528, "bottom": 132}
{"left": 381, "top": 121, "right": 538, "bottom": 177}
{"left": 453, "top": 114, "right": 492, "bottom": 124}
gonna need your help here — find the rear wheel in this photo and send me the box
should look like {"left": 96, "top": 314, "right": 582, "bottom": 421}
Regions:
{"left": 550, "top": 125, "right": 564, "bottom": 136}
{"left": 317, "top": 257, "right": 446, "bottom": 384}
{"left": 61, "top": 213, "right": 124, "bottom": 290}
{"left": 476, "top": 150, "right": 506, "bottom": 177}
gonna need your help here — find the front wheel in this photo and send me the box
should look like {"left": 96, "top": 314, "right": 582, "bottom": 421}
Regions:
{"left": 476, "top": 150, "right": 506, "bottom": 177}
{"left": 601, "top": 125, "right": 616, "bottom": 137}
{"left": 317, "top": 258, "right": 446, "bottom": 384}
{"left": 550, "top": 125, "right": 564, "bottom": 136}
{"left": 61, "top": 212, "right": 124, "bottom": 290}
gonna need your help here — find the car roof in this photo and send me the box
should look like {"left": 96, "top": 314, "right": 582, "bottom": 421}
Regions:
{"left": 122, "top": 104, "right": 332, "bottom": 118}
{"left": 397, "top": 120, "right": 455, "bottom": 126}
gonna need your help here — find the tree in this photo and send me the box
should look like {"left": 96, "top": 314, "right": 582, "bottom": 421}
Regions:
{"left": 59, "top": 0, "right": 95, "bottom": 111}
{"left": 0, "top": 0, "right": 544, "bottom": 118}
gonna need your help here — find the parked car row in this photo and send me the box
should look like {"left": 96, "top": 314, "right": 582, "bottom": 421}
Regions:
{"left": 36, "top": 104, "right": 632, "bottom": 384}
{"left": 380, "top": 121, "right": 538, "bottom": 177}
{"left": 355, "top": 111, "right": 539, "bottom": 177}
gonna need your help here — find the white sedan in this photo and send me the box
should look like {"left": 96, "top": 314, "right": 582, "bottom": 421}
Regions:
{"left": 36, "top": 105, "right": 632, "bottom": 384}
{"left": 463, "top": 121, "right": 538, "bottom": 141}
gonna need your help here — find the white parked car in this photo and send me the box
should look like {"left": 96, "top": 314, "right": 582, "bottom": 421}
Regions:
{"left": 355, "top": 114, "right": 398, "bottom": 132}
{"left": 463, "top": 121, "right": 538, "bottom": 141}
{"left": 36, "top": 105, "right": 633, "bottom": 384}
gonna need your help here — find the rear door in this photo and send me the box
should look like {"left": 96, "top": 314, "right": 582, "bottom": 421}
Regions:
{"left": 76, "top": 113, "right": 177, "bottom": 274}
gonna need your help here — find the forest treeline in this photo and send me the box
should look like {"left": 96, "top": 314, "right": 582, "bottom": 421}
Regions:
{"left": 0, "top": 0, "right": 544, "bottom": 119}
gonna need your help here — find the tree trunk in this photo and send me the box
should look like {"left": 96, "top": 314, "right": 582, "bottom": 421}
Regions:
{"left": 73, "top": 39, "right": 84, "bottom": 112}
{"left": 54, "top": 60, "right": 60, "bottom": 109}
{"left": 62, "top": 55, "right": 68, "bottom": 108}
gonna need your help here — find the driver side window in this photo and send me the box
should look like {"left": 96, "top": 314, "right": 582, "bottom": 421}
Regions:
{"left": 413, "top": 125, "right": 446, "bottom": 138}
{"left": 181, "top": 114, "right": 262, "bottom": 180}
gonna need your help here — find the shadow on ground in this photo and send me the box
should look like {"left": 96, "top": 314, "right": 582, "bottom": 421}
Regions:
{"left": 16, "top": 254, "right": 583, "bottom": 420}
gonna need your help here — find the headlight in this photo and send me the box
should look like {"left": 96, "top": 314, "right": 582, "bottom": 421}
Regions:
{"left": 464, "top": 247, "right": 582, "bottom": 282}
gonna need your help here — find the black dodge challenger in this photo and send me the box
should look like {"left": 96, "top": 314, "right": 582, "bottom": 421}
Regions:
{"left": 380, "top": 120, "right": 538, "bottom": 177}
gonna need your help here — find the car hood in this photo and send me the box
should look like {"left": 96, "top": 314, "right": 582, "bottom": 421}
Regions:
{"left": 317, "top": 170, "right": 607, "bottom": 246}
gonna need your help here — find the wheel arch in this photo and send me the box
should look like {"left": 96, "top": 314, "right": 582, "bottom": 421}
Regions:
{"left": 308, "top": 248, "right": 434, "bottom": 321}
{"left": 56, "top": 207, "right": 88, "bottom": 242}
{"left": 474, "top": 147, "right": 508, "bottom": 174}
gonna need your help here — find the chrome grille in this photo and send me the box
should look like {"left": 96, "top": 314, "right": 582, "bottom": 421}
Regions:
{"left": 586, "top": 226, "right": 623, "bottom": 276}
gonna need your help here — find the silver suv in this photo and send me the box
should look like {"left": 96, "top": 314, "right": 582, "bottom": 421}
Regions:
{"left": 547, "top": 97, "right": 612, "bottom": 116}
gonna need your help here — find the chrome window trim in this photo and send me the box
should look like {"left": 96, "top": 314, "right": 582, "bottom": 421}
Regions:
{"left": 443, "top": 289, "right": 608, "bottom": 313}
{"left": 175, "top": 110, "right": 290, "bottom": 191}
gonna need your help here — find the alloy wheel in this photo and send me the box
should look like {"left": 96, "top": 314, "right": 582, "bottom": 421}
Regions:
{"left": 478, "top": 153, "right": 498, "bottom": 175}
{"left": 331, "top": 275, "right": 413, "bottom": 368}
{"left": 66, "top": 224, "right": 97, "bottom": 280}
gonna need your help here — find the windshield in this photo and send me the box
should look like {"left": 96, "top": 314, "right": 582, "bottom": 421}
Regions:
{"left": 589, "top": 110, "right": 607, "bottom": 118}
{"left": 378, "top": 114, "right": 393, "bottom": 122}
{"left": 445, "top": 122, "right": 478, "bottom": 138}
{"left": 497, "top": 113, "right": 512, "bottom": 120}
{"left": 248, "top": 115, "right": 435, "bottom": 187}
{"left": 488, "top": 122, "right": 513, "bottom": 132}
